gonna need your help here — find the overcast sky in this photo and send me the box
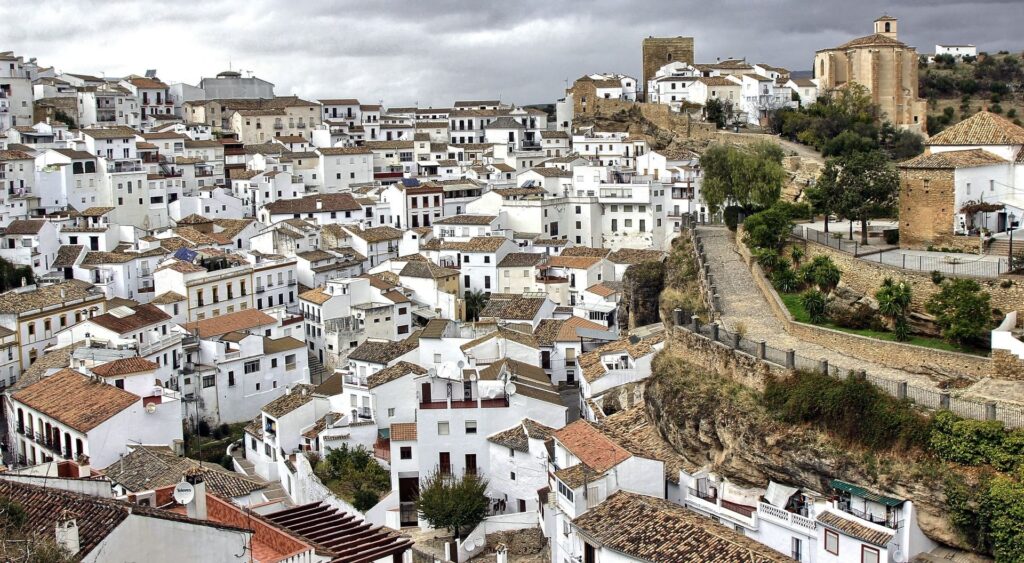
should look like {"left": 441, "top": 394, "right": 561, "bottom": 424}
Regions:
{"left": 3, "top": 0, "right": 1021, "bottom": 106}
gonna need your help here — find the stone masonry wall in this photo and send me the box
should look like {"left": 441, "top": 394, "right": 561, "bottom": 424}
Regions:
{"left": 898, "top": 167, "right": 957, "bottom": 250}
{"left": 992, "top": 350, "right": 1024, "bottom": 380}
{"left": 794, "top": 237, "right": 1024, "bottom": 314}
{"left": 641, "top": 37, "right": 695, "bottom": 99}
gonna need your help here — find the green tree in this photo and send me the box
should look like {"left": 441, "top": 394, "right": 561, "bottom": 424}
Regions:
{"left": 875, "top": 277, "right": 913, "bottom": 341}
{"left": 704, "top": 98, "right": 734, "bottom": 128}
{"left": 832, "top": 150, "right": 900, "bottom": 244}
{"left": 799, "top": 255, "right": 841, "bottom": 292}
{"left": 800, "top": 289, "right": 827, "bottom": 323}
{"left": 463, "top": 290, "right": 488, "bottom": 322}
{"left": 742, "top": 204, "right": 794, "bottom": 252}
{"left": 415, "top": 470, "right": 490, "bottom": 539}
{"left": 925, "top": 279, "right": 992, "bottom": 345}
{"left": 699, "top": 142, "right": 785, "bottom": 213}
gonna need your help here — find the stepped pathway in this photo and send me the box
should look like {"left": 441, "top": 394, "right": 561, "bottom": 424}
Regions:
{"left": 230, "top": 445, "right": 292, "bottom": 506}
{"left": 695, "top": 226, "right": 959, "bottom": 390}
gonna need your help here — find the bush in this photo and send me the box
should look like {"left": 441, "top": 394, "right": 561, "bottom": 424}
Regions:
{"left": 353, "top": 487, "right": 381, "bottom": 512}
{"left": 742, "top": 204, "right": 795, "bottom": 252}
{"left": 799, "top": 255, "right": 842, "bottom": 292}
{"left": 220, "top": 455, "right": 235, "bottom": 470}
{"left": 771, "top": 262, "right": 800, "bottom": 293}
{"left": 197, "top": 420, "right": 211, "bottom": 437}
{"left": 754, "top": 248, "right": 781, "bottom": 272}
{"left": 1008, "top": 109, "right": 1017, "bottom": 118}
{"left": 789, "top": 246, "right": 805, "bottom": 265}
{"left": 991, "top": 103, "right": 1003, "bottom": 114}
{"left": 931, "top": 270, "right": 945, "bottom": 285}
{"left": 763, "top": 370, "right": 932, "bottom": 451}
{"left": 930, "top": 411, "right": 1024, "bottom": 472}
{"left": 723, "top": 205, "right": 746, "bottom": 231}
{"left": 883, "top": 229, "right": 899, "bottom": 245}
{"left": 800, "top": 289, "right": 827, "bottom": 324}
{"left": 925, "top": 279, "right": 993, "bottom": 345}
{"left": 876, "top": 277, "right": 913, "bottom": 342}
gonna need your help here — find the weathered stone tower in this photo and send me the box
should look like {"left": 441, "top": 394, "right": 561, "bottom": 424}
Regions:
{"left": 641, "top": 36, "right": 695, "bottom": 100}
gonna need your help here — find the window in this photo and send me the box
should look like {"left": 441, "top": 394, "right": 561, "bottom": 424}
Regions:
{"left": 400, "top": 446, "right": 412, "bottom": 460}
{"left": 824, "top": 529, "right": 839, "bottom": 555}
{"left": 387, "top": 408, "right": 395, "bottom": 417}
{"left": 510, "top": 472, "right": 516, "bottom": 480}
{"left": 437, "top": 421, "right": 450, "bottom": 435}
{"left": 244, "top": 360, "right": 260, "bottom": 374}
{"left": 271, "top": 358, "right": 278, "bottom": 368}
{"left": 202, "top": 375, "right": 215, "bottom": 388}
{"left": 557, "top": 480, "right": 574, "bottom": 502}
{"left": 862, "top": 546, "right": 879, "bottom": 563}
{"left": 228, "top": 371, "right": 235, "bottom": 386}
{"left": 114, "top": 379, "right": 125, "bottom": 389}
{"left": 465, "top": 420, "right": 477, "bottom": 434}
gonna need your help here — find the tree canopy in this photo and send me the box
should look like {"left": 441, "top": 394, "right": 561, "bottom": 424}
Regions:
{"left": 700, "top": 141, "right": 785, "bottom": 213}
{"left": 821, "top": 150, "right": 900, "bottom": 244}
{"left": 415, "top": 470, "right": 490, "bottom": 539}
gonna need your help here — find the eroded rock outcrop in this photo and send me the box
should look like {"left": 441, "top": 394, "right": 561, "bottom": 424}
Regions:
{"left": 643, "top": 352, "right": 971, "bottom": 550}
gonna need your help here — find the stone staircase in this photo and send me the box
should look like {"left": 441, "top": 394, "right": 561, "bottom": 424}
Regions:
{"left": 230, "top": 446, "right": 292, "bottom": 507}
{"left": 307, "top": 351, "right": 326, "bottom": 385}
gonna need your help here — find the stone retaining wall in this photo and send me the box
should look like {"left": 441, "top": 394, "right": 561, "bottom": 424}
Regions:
{"left": 993, "top": 350, "right": 1024, "bottom": 380}
{"left": 732, "top": 227, "right": 993, "bottom": 378}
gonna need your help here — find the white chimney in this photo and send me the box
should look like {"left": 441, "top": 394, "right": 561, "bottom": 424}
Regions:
{"left": 75, "top": 454, "right": 90, "bottom": 478}
{"left": 184, "top": 468, "right": 207, "bottom": 520}
{"left": 55, "top": 516, "right": 80, "bottom": 557}
{"left": 315, "top": 198, "right": 323, "bottom": 210}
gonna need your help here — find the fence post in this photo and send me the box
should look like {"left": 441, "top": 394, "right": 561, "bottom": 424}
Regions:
{"left": 785, "top": 349, "right": 795, "bottom": 370}
{"left": 897, "top": 381, "right": 908, "bottom": 400}
{"left": 711, "top": 323, "right": 720, "bottom": 342}
{"left": 986, "top": 402, "right": 997, "bottom": 421}
{"left": 732, "top": 332, "right": 741, "bottom": 349}
{"left": 673, "top": 308, "right": 683, "bottom": 326}
{"left": 691, "top": 316, "right": 700, "bottom": 333}
{"left": 818, "top": 358, "right": 829, "bottom": 375}
{"left": 757, "top": 340, "right": 766, "bottom": 360}
{"left": 713, "top": 294, "right": 721, "bottom": 312}
{"left": 940, "top": 392, "right": 951, "bottom": 410}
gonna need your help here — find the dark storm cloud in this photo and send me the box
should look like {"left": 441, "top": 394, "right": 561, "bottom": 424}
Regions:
{"left": 2, "top": 0, "right": 1020, "bottom": 106}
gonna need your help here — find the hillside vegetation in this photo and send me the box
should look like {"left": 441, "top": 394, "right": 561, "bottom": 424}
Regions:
{"left": 920, "top": 51, "right": 1024, "bottom": 134}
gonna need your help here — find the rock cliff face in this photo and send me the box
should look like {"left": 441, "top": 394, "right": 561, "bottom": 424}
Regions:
{"left": 644, "top": 352, "right": 969, "bottom": 550}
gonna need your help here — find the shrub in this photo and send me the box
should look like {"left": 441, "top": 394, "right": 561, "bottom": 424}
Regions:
{"left": 876, "top": 278, "right": 913, "bottom": 342}
{"left": 800, "top": 289, "right": 827, "bottom": 324}
{"left": 926, "top": 279, "right": 993, "bottom": 345}
{"left": 930, "top": 411, "right": 1024, "bottom": 472}
{"left": 991, "top": 103, "right": 1003, "bottom": 114}
{"left": 771, "top": 262, "right": 800, "bottom": 293}
{"left": 1008, "top": 108, "right": 1017, "bottom": 118}
{"left": 799, "top": 255, "right": 842, "bottom": 292}
{"left": 220, "top": 455, "right": 235, "bottom": 470}
{"left": 353, "top": 487, "right": 381, "bottom": 512}
{"left": 197, "top": 420, "right": 211, "bottom": 437}
{"left": 754, "top": 248, "right": 780, "bottom": 272}
{"left": 931, "top": 270, "right": 945, "bottom": 285}
{"left": 742, "top": 204, "right": 794, "bottom": 252}
{"left": 723, "top": 205, "right": 746, "bottom": 230}
{"left": 883, "top": 229, "right": 899, "bottom": 245}
{"left": 789, "top": 246, "right": 805, "bottom": 265}
{"left": 762, "top": 370, "right": 932, "bottom": 451}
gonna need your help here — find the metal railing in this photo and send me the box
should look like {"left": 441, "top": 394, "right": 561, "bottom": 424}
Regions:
{"left": 673, "top": 307, "right": 1024, "bottom": 429}
{"left": 791, "top": 225, "right": 1009, "bottom": 278}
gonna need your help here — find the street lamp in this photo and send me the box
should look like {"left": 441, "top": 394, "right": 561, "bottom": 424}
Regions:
{"left": 1010, "top": 212, "right": 1018, "bottom": 265}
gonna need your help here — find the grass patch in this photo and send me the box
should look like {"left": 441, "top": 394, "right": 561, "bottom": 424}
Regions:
{"left": 184, "top": 422, "right": 248, "bottom": 468}
{"left": 779, "top": 292, "right": 987, "bottom": 355}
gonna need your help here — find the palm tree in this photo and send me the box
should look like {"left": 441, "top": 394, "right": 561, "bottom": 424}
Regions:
{"left": 876, "top": 277, "right": 912, "bottom": 341}
{"left": 464, "top": 290, "right": 488, "bottom": 322}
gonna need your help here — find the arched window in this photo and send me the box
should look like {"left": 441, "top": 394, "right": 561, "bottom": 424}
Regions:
{"left": 75, "top": 438, "right": 84, "bottom": 457}
{"left": 819, "top": 60, "right": 824, "bottom": 77}
{"left": 884, "top": 22, "right": 891, "bottom": 32}
{"left": 667, "top": 53, "right": 673, "bottom": 62}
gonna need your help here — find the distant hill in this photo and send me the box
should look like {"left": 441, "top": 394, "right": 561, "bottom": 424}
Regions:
{"left": 919, "top": 51, "right": 1024, "bottom": 134}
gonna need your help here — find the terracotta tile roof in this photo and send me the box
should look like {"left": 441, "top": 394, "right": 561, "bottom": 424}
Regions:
{"left": 0, "top": 280, "right": 101, "bottom": 315}
{"left": 433, "top": 214, "right": 496, "bottom": 226}
{"left": 183, "top": 309, "right": 276, "bottom": 338}
{"left": 91, "top": 357, "right": 159, "bottom": 377}
{"left": 835, "top": 33, "right": 907, "bottom": 50}
{"left": 899, "top": 148, "right": 1007, "bottom": 169}
{"left": 0, "top": 479, "right": 246, "bottom": 560}
{"left": 102, "top": 445, "right": 265, "bottom": 497}
{"left": 151, "top": 291, "right": 186, "bottom": 304}
{"left": 525, "top": 167, "right": 571, "bottom": 178}
{"left": 578, "top": 333, "right": 664, "bottom": 383}
{"left": 368, "top": 361, "right": 427, "bottom": 388}
{"left": 318, "top": 146, "right": 372, "bottom": 155}
{"left": 458, "top": 236, "right": 508, "bottom": 253}
{"left": 601, "top": 406, "right": 695, "bottom": 478}
{"left": 546, "top": 255, "right": 603, "bottom": 269}
{"left": 533, "top": 238, "right": 568, "bottom": 247}
{"left": 344, "top": 225, "right": 403, "bottom": 242}
{"left": 12, "top": 369, "right": 139, "bottom": 433}
{"left": 497, "top": 252, "right": 545, "bottom": 267}
{"left": 128, "top": 76, "right": 169, "bottom": 90}
{"left": 586, "top": 283, "right": 618, "bottom": 298}
{"left": 264, "top": 194, "right": 363, "bottom": 214}
{"left": 263, "top": 384, "right": 318, "bottom": 418}
{"left": 493, "top": 187, "right": 546, "bottom": 198}
{"left": 52, "top": 244, "right": 85, "bottom": 268}
{"left": 89, "top": 304, "right": 170, "bottom": 334}
{"left": 299, "top": 286, "right": 331, "bottom": 305}
{"left": 400, "top": 261, "right": 459, "bottom": 279}
{"left": 383, "top": 290, "right": 410, "bottom": 303}
{"left": 573, "top": 491, "right": 789, "bottom": 563}
{"left": 560, "top": 246, "right": 609, "bottom": 257}
{"left": 816, "top": 511, "right": 894, "bottom": 547}
{"left": 479, "top": 296, "right": 547, "bottom": 321}
{"left": 390, "top": 422, "right": 417, "bottom": 441}
{"left": 607, "top": 248, "right": 667, "bottom": 264}
{"left": 3, "top": 219, "right": 47, "bottom": 235}
{"left": 347, "top": 332, "right": 421, "bottom": 365}
{"left": 81, "top": 126, "right": 138, "bottom": 139}
{"left": 553, "top": 420, "right": 632, "bottom": 473}
{"left": 0, "top": 149, "right": 34, "bottom": 161}
{"left": 694, "top": 76, "right": 738, "bottom": 87}
{"left": 488, "top": 418, "right": 555, "bottom": 452}
{"left": 927, "top": 111, "right": 1024, "bottom": 146}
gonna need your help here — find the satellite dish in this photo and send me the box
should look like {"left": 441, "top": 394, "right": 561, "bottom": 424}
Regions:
{"left": 456, "top": 360, "right": 465, "bottom": 369}
{"left": 504, "top": 382, "right": 517, "bottom": 396}
{"left": 173, "top": 481, "right": 195, "bottom": 505}
{"left": 145, "top": 403, "right": 157, "bottom": 414}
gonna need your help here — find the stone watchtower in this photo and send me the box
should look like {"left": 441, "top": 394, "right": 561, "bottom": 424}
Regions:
{"left": 642, "top": 36, "right": 695, "bottom": 101}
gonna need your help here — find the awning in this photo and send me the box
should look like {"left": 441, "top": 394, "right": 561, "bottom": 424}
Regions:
{"left": 764, "top": 481, "right": 800, "bottom": 508}
{"left": 829, "top": 479, "right": 904, "bottom": 507}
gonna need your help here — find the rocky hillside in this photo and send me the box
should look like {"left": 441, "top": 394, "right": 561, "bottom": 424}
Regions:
{"left": 643, "top": 348, "right": 970, "bottom": 550}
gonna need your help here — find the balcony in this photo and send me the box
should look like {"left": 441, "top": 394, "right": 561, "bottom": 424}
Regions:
{"left": 419, "top": 397, "right": 509, "bottom": 410}
{"left": 757, "top": 502, "right": 817, "bottom": 532}
{"left": 107, "top": 161, "right": 144, "bottom": 174}
{"left": 688, "top": 487, "right": 717, "bottom": 503}
{"left": 836, "top": 503, "right": 902, "bottom": 530}
{"left": 535, "top": 275, "right": 567, "bottom": 284}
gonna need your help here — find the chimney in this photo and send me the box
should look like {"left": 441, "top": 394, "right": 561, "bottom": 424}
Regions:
{"left": 315, "top": 198, "right": 323, "bottom": 210}
{"left": 75, "top": 454, "right": 90, "bottom": 478}
{"left": 172, "top": 438, "right": 185, "bottom": 456}
{"left": 60, "top": 288, "right": 66, "bottom": 300}
{"left": 55, "top": 513, "right": 80, "bottom": 557}
{"left": 183, "top": 467, "right": 207, "bottom": 520}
